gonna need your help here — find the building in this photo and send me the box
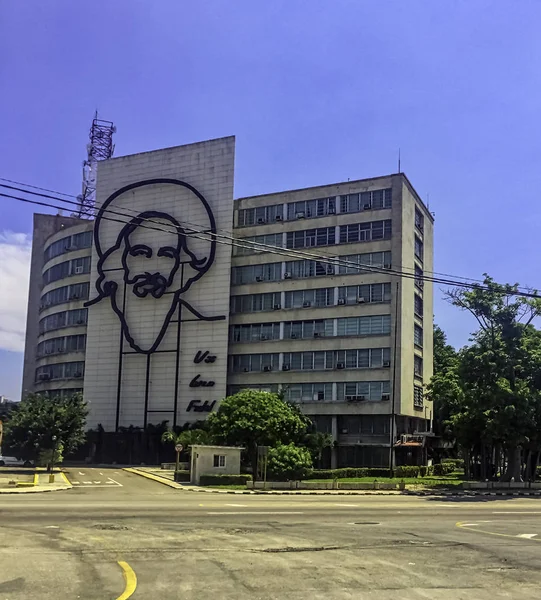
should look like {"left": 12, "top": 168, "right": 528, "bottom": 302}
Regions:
{"left": 21, "top": 136, "right": 433, "bottom": 467}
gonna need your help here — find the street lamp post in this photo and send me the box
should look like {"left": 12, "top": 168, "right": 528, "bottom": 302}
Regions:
{"left": 49, "top": 435, "right": 57, "bottom": 483}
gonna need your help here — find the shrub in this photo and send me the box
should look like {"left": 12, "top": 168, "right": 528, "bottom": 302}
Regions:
{"left": 395, "top": 466, "right": 420, "bottom": 478}
{"left": 441, "top": 458, "right": 464, "bottom": 471}
{"left": 305, "top": 468, "right": 390, "bottom": 480}
{"left": 419, "top": 466, "right": 427, "bottom": 477}
{"left": 199, "top": 474, "right": 253, "bottom": 486}
{"left": 173, "top": 470, "right": 190, "bottom": 482}
{"left": 267, "top": 443, "right": 313, "bottom": 481}
{"left": 37, "top": 443, "right": 64, "bottom": 469}
{"left": 432, "top": 463, "right": 455, "bottom": 476}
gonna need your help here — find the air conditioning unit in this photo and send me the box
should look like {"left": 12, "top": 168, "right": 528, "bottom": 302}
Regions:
{"left": 74, "top": 372, "right": 82, "bottom": 378}
{"left": 282, "top": 364, "right": 290, "bottom": 371}
{"left": 296, "top": 212, "right": 305, "bottom": 219}
{"left": 284, "top": 272, "right": 292, "bottom": 279}
{"left": 302, "top": 301, "right": 311, "bottom": 308}
{"left": 383, "top": 360, "right": 390, "bottom": 367}
{"left": 74, "top": 266, "right": 83, "bottom": 275}
{"left": 57, "top": 348, "right": 64, "bottom": 353}
{"left": 336, "top": 362, "right": 345, "bottom": 369}
{"left": 401, "top": 434, "right": 408, "bottom": 444}
{"left": 356, "top": 395, "right": 366, "bottom": 402}
{"left": 341, "top": 428, "right": 348, "bottom": 434}
{"left": 357, "top": 297, "right": 366, "bottom": 303}
{"left": 345, "top": 395, "right": 355, "bottom": 402}
{"left": 76, "top": 319, "right": 84, "bottom": 324}
{"left": 381, "top": 393, "right": 390, "bottom": 401}
{"left": 273, "top": 304, "right": 281, "bottom": 310}
{"left": 255, "top": 276, "right": 263, "bottom": 282}
{"left": 384, "top": 263, "right": 392, "bottom": 269}
{"left": 338, "top": 298, "right": 346, "bottom": 305}
{"left": 313, "top": 332, "right": 322, "bottom": 338}
{"left": 326, "top": 266, "right": 334, "bottom": 274}
{"left": 70, "top": 294, "right": 79, "bottom": 300}
{"left": 243, "top": 367, "right": 250, "bottom": 373}
{"left": 317, "top": 391, "right": 325, "bottom": 401}
{"left": 290, "top": 333, "right": 298, "bottom": 339}
{"left": 363, "top": 203, "right": 372, "bottom": 210}
{"left": 260, "top": 334, "right": 268, "bottom": 341}
{"left": 275, "top": 215, "right": 283, "bottom": 222}
{"left": 257, "top": 218, "right": 266, "bottom": 224}
{"left": 263, "top": 365, "right": 272, "bottom": 372}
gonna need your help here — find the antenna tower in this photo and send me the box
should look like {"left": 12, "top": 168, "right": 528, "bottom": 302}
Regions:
{"left": 74, "top": 112, "right": 116, "bottom": 218}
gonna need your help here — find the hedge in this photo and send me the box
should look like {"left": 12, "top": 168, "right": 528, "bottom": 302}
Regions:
{"left": 441, "top": 458, "right": 464, "bottom": 471}
{"left": 395, "top": 466, "right": 420, "bottom": 478}
{"left": 173, "top": 470, "right": 190, "bottom": 482}
{"left": 305, "top": 468, "right": 390, "bottom": 480}
{"left": 199, "top": 474, "right": 253, "bottom": 486}
{"left": 432, "top": 463, "right": 455, "bottom": 476}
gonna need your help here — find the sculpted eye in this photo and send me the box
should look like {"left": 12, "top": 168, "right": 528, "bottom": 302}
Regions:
{"left": 129, "top": 245, "right": 152, "bottom": 258}
{"left": 158, "top": 247, "right": 177, "bottom": 259}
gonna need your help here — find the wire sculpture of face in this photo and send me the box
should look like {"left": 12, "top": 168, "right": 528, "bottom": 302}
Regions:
{"left": 86, "top": 180, "right": 217, "bottom": 354}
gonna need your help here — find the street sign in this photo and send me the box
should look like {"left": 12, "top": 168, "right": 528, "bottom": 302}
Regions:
{"left": 175, "top": 444, "right": 183, "bottom": 453}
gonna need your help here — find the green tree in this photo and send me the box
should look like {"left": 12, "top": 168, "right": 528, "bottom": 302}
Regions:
{"left": 161, "top": 428, "right": 211, "bottom": 455}
{"left": 437, "top": 276, "right": 541, "bottom": 481}
{"left": 304, "top": 432, "right": 334, "bottom": 468}
{"left": 267, "top": 443, "right": 313, "bottom": 481}
{"left": 207, "top": 390, "right": 310, "bottom": 477}
{"left": 3, "top": 393, "right": 87, "bottom": 464}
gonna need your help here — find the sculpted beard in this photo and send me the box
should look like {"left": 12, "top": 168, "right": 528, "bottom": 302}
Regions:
{"left": 130, "top": 271, "right": 169, "bottom": 299}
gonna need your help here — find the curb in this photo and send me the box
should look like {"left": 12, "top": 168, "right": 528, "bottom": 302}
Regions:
{"left": 123, "top": 467, "right": 185, "bottom": 489}
{"left": 0, "top": 485, "right": 71, "bottom": 494}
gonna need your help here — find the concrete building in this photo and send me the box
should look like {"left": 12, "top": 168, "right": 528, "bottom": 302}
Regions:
{"left": 21, "top": 136, "right": 433, "bottom": 468}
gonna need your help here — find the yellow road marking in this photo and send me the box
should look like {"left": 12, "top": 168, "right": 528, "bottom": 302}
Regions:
{"left": 116, "top": 561, "right": 137, "bottom": 600}
{"left": 33, "top": 473, "right": 39, "bottom": 486}
{"left": 456, "top": 521, "right": 541, "bottom": 542}
{"left": 60, "top": 471, "right": 71, "bottom": 485}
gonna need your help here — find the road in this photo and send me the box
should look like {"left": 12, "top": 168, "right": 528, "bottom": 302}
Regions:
{"left": 1, "top": 467, "right": 541, "bottom": 599}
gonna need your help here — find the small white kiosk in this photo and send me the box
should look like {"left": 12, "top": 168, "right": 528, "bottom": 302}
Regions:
{"left": 190, "top": 445, "right": 244, "bottom": 485}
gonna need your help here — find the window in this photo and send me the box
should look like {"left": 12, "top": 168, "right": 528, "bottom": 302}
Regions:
{"left": 336, "top": 315, "right": 391, "bottom": 337}
{"left": 414, "top": 236, "right": 423, "bottom": 261}
{"left": 39, "top": 308, "right": 88, "bottom": 334}
{"left": 414, "top": 324, "right": 423, "bottom": 347}
{"left": 339, "top": 220, "right": 392, "bottom": 244}
{"left": 40, "top": 282, "right": 90, "bottom": 310}
{"left": 286, "top": 226, "right": 335, "bottom": 249}
{"left": 339, "top": 188, "right": 392, "bottom": 214}
{"left": 414, "top": 294, "right": 423, "bottom": 318}
{"left": 230, "top": 353, "right": 280, "bottom": 373}
{"left": 283, "top": 348, "right": 389, "bottom": 371}
{"left": 414, "top": 355, "right": 423, "bottom": 378}
{"left": 230, "top": 323, "right": 280, "bottom": 342}
{"left": 213, "top": 454, "right": 226, "bottom": 468}
{"left": 230, "top": 292, "right": 282, "bottom": 314}
{"left": 227, "top": 384, "right": 279, "bottom": 395}
{"left": 43, "top": 256, "right": 91, "bottom": 285}
{"left": 35, "top": 361, "right": 84, "bottom": 382}
{"left": 234, "top": 233, "right": 283, "bottom": 256}
{"left": 286, "top": 197, "right": 336, "bottom": 220}
{"left": 338, "top": 251, "right": 391, "bottom": 274}
{"left": 414, "top": 386, "right": 424, "bottom": 410}
{"left": 284, "top": 287, "right": 334, "bottom": 309}
{"left": 43, "top": 388, "right": 83, "bottom": 399}
{"left": 338, "top": 282, "right": 392, "bottom": 305}
{"left": 283, "top": 319, "right": 334, "bottom": 339}
{"left": 231, "top": 262, "right": 282, "bottom": 285}
{"left": 285, "top": 383, "right": 333, "bottom": 404}
{"left": 43, "top": 231, "right": 92, "bottom": 262}
{"left": 415, "top": 207, "right": 424, "bottom": 232}
{"left": 37, "top": 334, "right": 86, "bottom": 357}
{"left": 286, "top": 259, "right": 331, "bottom": 278}
{"left": 238, "top": 204, "right": 282, "bottom": 226}
{"left": 336, "top": 381, "right": 390, "bottom": 402}
{"left": 415, "top": 265, "right": 424, "bottom": 289}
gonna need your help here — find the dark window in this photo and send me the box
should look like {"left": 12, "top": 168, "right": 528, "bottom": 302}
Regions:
{"left": 213, "top": 455, "right": 226, "bottom": 467}
{"left": 414, "top": 324, "right": 423, "bottom": 347}
{"left": 415, "top": 265, "right": 424, "bottom": 289}
{"left": 414, "top": 355, "right": 423, "bottom": 378}
{"left": 414, "top": 236, "right": 423, "bottom": 261}
{"left": 415, "top": 207, "right": 424, "bottom": 232}
{"left": 414, "top": 294, "right": 423, "bottom": 317}
{"left": 414, "top": 386, "right": 424, "bottom": 410}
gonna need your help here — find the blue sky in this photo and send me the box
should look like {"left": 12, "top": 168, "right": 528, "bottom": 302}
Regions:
{"left": 1, "top": 1, "right": 541, "bottom": 400}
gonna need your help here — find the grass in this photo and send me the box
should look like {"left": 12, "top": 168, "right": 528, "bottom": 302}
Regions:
{"left": 307, "top": 474, "right": 465, "bottom": 488}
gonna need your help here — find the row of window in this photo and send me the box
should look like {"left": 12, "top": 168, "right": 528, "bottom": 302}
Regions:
{"left": 231, "top": 251, "right": 392, "bottom": 285}
{"left": 230, "top": 348, "right": 391, "bottom": 373}
{"left": 230, "top": 315, "right": 391, "bottom": 343}
{"left": 40, "top": 282, "right": 90, "bottom": 310}
{"left": 42, "top": 388, "right": 83, "bottom": 399}
{"left": 338, "top": 413, "right": 390, "bottom": 435}
{"left": 227, "top": 382, "right": 391, "bottom": 404}
{"left": 235, "top": 219, "right": 392, "bottom": 255}
{"left": 44, "top": 230, "right": 93, "bottom": 263}
{"left": 230, "top": 283, "right": 391, "bottom": 314}
{"left": 37, "top": 334, "right": 86, "bottom": 357}
{"left": 43, "top": 256, "right": 91, "bottom": 286}
{"left": 39, "top": 309, "right": 88, "bottom": 334}
{"left": 236, "top": 188, "right": 392, "bottom": 227}
{"left": 414, "top": 324, "right": 423, "bottom": 347}
{"left": 36, "top": 362, "right": 85, "bottom": 382}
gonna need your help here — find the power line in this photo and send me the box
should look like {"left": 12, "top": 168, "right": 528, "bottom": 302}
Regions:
{"left": 2, "top": 185, "right": 540, "bottom": 299}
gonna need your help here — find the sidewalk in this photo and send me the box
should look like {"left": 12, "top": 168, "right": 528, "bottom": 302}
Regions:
{"left": 125, "top": 467, "right": 541, "bottom": 497}
{"left": 0, "top": 471, "right": 71, "bottom": 494}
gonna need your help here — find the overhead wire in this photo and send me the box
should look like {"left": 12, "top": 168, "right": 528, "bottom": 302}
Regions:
{"left": 1, "top": 182, "right": 539, "bottom": 299}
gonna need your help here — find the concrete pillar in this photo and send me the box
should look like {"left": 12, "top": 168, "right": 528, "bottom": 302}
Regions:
{"left": 331, "top": 415, "right": 338, "bottom": 469}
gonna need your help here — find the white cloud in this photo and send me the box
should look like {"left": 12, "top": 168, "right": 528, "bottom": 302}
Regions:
{"left": 0, "top": 231, "right": 32, "bottom": 352}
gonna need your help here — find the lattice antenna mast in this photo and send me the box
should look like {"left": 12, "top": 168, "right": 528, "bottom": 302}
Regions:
{"left": 74, "top": 112, "right": 116, "bottom": 218}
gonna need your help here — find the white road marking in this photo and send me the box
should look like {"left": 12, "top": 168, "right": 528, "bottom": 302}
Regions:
{"left": 83, "top": 481, "right": 92, "bottom": 484}
{"left": 334, "top": 503, "right": 358, "bottom": 507}
{"left": 45, "top": 526, "right": 59, "bottom": 529}
{"left": 493, "top": 511, "right": 541, "bottom": 514}
{"left": 461, "top": 523, "right": 480, "bottom": 527}
{"left": 93, "top": 481, "right": 101, "bottom": 484}
{"left": 225, "top": 503, "right": 248, "bottom": 507}
{"left": 107, "top": 478, "right": 123, "bottom": 487}
{"left": 517, "top": 533, "right": 538, "bottom": 539}
{"left": 78, "top": 472, "right": 85, "bottom": 476}
{"left": 207, "top": 511, "right": 304, "bottom": 515}
{"left": 72, "top": 481, "right": 80, "bottom": 485}
{"left": 99, "top": 472, "right": 104, "bottom": 476}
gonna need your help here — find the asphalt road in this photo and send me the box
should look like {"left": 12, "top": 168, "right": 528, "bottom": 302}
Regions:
{"left": 1, "top": 467, "right": 541, "bottom": 599}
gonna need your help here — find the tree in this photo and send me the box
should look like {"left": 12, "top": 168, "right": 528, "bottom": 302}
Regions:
{"left": 3, "top": 393, "right": 87, "bottom": 464}
{"left": 161, "top": 428, "right": 211, "bottom": 455}
{"left": 207, "top": 390, "right": 310, "bottom": 477}
{"left": 305, "top": 432, "right": 334, "bottom": 468}
{"left": 431, "top": 276, "right": 541, "bottom": 481}
{"left": 267, "top": 443, "right": 313, "bottom": 481}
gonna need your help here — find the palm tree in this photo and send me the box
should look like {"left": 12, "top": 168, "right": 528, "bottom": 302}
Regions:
{"left": 161, "top": 428, "right": 211, "bottom": 457}
{"left": 306, "top": 432, "right": 334, "bottom": 468}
